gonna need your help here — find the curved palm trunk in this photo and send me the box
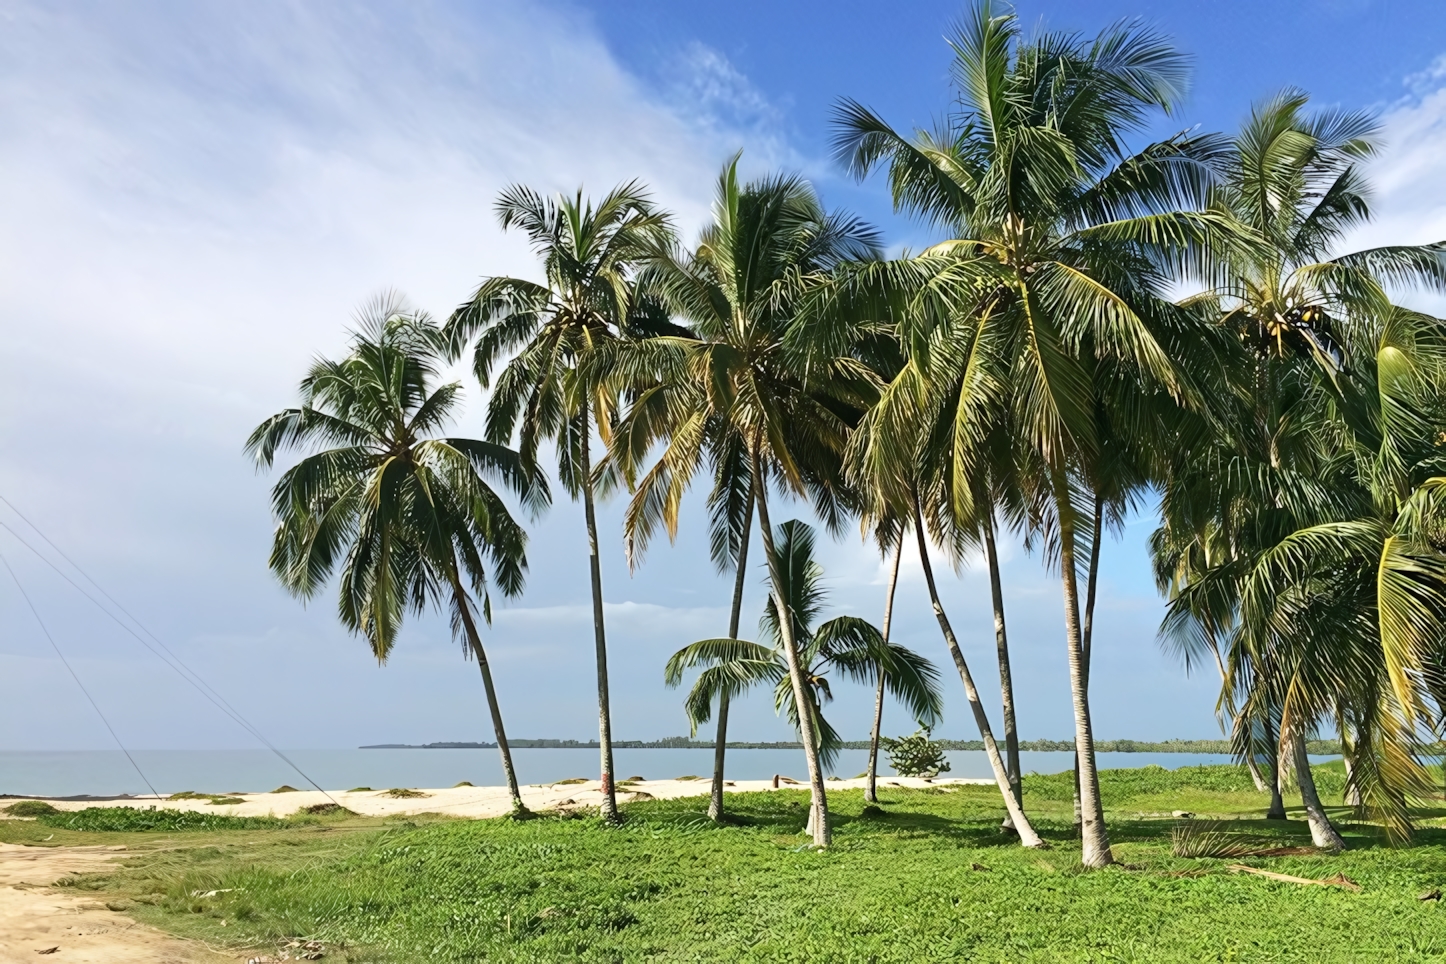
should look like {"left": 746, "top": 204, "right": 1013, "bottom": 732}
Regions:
{"left": 1072, "top": 495, "right": 1103, "bottom": 832}
{"left": 1054, "top": 477, "right": 1113, "bottom": 867}
{"left": 750, "top": 445, "right": 830, "bottom": 847}
{"left": 578, "top": 402, "right": 618, "bottom": 822}
{"left": 450, "top": 577, "right": 525, "bottom": 812}
{"left": 982, "top": 513, "right": 1021, "bottom": 824}
{"left": 911, "top": 499, "right": 1044, "bottom": 848}
{"left": 865, "top": 536, "right": 904, "bottom": 805}
{"left": 1290, "top": 726, "right": 1345, "bottom": 850}
{"left": 709, "top": 481, "right": 755, "bottom": 822}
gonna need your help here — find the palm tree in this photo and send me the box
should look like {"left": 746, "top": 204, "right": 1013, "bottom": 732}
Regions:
{"left": 608, "top": 157, "right": 882, "bottom": 846}
{"left": 444, "top": 182, "right": 674, "bottom": 822}
{"left": 246, "top": 299, "right": 542, "bottom": 812}
{"left": 1154, "top": 92, "right": 1446, "bottom": 844}
{"left": 832, "top": 1, "right": 1232, "bottom": 866}
{"left": 666, "top": 519, "right": 943, "bottom": 820}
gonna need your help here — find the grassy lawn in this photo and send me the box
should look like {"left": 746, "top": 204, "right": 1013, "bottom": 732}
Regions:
{"left": 7, "top": 764, "right": 1446, "bottom": 962}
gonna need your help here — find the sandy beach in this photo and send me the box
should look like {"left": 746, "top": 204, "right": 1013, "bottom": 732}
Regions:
{"left": 7, "top": 775, "right": 994, "bottom": 820}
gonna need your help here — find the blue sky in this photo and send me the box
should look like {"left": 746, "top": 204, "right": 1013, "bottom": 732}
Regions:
{"left": 1, "top": 0, "right": 1444, "bottom": 758}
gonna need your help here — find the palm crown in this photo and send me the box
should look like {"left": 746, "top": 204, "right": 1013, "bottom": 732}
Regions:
{"left": 246, "top": 299, "right": 539, "bottom": 657}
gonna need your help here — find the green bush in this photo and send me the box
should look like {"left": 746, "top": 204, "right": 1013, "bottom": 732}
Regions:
{"left": 881, "top": 729, "right": 952, "bottom": 778}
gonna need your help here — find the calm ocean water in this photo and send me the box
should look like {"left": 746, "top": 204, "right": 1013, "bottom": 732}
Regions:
{"left": 0, "top": 748, "right": 1329, "bottom": 798}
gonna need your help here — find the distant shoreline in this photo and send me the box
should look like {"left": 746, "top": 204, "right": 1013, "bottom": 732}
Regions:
{"left": 361, "top": 738, "right": 1346, "bottom": 754}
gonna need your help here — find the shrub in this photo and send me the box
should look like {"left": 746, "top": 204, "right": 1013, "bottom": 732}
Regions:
{"left": 4, "top": 800, "right": 59, "bottom": 817}
{"left": 881, "top": 730, "right": 952, "bottom": 778}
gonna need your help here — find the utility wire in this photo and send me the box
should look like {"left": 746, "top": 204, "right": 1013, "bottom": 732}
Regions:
{"left": 1, "top": 548, "right": 160, "bottom": 800}
{"left": 0, "top": 502, "right": 337, "bottom": 804}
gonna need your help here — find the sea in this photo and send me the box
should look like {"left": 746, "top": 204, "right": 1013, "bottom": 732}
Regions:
{"left": 0, "top": 748, "right": 1336, "bottom": 798}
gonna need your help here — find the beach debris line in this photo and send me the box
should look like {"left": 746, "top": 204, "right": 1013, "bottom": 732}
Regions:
{"left": 379, "top": 788, "right": 429, "bottom": 799}
{"left": 247, "top": 939, "right": 325, "bottom": 963}
{"left": 1227, "top": 864, "right": 1362, "bottom": 892}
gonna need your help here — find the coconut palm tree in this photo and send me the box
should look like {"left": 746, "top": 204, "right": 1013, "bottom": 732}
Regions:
{"left": 666, "top": 520, "right": 943, "bottom": 817}
{"left": 444, "top": 182, "right": 674, "bottom": 822}
{"left": 246, "top": 298, "right": 542, "bottom": 812}
{"left": 831, "top": 1, "right": 1234, "bottom": 866}
{"left": 1154, "top": 92, "right": 1446, "bottom": 844}
{"left": 608, "top": 157, "right": 882, "bottom": 846}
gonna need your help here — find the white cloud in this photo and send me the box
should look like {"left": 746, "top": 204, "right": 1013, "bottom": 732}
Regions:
{"left": 0, "top": 0, "right": 799, "bottom": 750}
{"left": 1346, "top": 61, "right": 1446, "bottom": 315}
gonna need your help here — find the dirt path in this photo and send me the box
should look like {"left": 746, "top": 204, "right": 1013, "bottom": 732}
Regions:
{"left": 0, "top": 843, "right": 231, "bottom": 964}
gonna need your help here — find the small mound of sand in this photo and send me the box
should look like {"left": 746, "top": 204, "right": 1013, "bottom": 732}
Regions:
{"left": 300, "top": 803, "right": 357, "bottom": 816}
{"left": 3, "top": 800, "right": 58, "bottom": 817}
{"left": 379, "top": 788, "right": 430, "bottom": 799}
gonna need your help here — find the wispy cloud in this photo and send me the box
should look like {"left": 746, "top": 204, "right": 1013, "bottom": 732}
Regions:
{"left": 0, "top": 0, "right": 801, "bottom": 750}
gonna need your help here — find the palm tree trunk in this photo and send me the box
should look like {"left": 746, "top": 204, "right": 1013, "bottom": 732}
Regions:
{"left": 1289, "top": 726, "right": 1345, "bottom": 851}
{"left": 709, "top": 480, "right": 755, "bottom": 823}
{"left": 1338, "top": 709, "right": 1362, "bottom": 811}
{"left": 450, "top": 575, "right": 525, "bottom": 812}
{"left": 750, "top": 443, "right": 830, "bottom": 847}
{"left": 866, "top": 536, "right": 904, "bottom": 805}
{"left": 982, "top": 512, "right": 1021, "bottom": 822}
{"left": 1072, "top": 494, "right": 1104, "bottom": 833}
{"left": 911, "top": 499, "right": 1044, "bottom": 849}
{"left": 1264, "top": 712, "right": 1287, "bottom": 820}
{"left": 1054, "top": 476, "right": 1113, "bottom": 867}
{"left": 578, "top": 401, "right": 618, "bottom": 822}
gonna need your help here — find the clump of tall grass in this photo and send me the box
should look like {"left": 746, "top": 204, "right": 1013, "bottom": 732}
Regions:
{"left": 4, "top": 800, "right": 59, "bottom": 817}
{"left": 300, "top": 803, "right": 356, "bottom": 816}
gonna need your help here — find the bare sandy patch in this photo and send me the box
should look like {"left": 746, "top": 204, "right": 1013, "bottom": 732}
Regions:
{"left": 0, "top": 843, "right": 231, "bottom": 964}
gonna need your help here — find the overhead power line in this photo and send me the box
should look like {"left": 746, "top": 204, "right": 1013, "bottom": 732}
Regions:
{"left": 0, "top": 548, "right": 159, "bottom": 799}
{"left": 0, "top": 495, "right": 336, "bottom": 803}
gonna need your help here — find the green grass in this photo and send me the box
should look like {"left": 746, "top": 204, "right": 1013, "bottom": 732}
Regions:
{"left": 34, "top": 807, "right": 295, "bottom": 833}
{"left": 7, "top": 764, "right": 1446, "bottom": 962}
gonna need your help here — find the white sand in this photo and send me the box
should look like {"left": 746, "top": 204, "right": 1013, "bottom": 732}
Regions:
{"left": 13, "top": 776, "right": 994, "bottom": 820}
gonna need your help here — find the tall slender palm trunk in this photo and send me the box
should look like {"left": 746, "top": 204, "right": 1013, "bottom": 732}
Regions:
{"left": 1055, "top": 477, "right": 1113, "bottom": 867}
{"left": 709, "top": 481, "right": 755, "bottom": 822}
{"left": 1072, "top": 495, "right": 1104, "bottom": 831}
{"left": 911, "top": 500, "right": 1045, "bottom": 848}
{"left": 865, "top": 536, "right": 904, "bottom": 805}
{"left": 1289, "top": 726, "right": 1345, "bottom": 850}
{"left": 578, "top": 402, "right": 618, "bottom": 822}
{"left": 751, "top": 444, "right": 830, "bottom": 847}
{"left": 982, "top": 513, "right": 1021, "bottom": 820}
{"left": 451, "top": 577, "right": 526, "bottom": 812}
